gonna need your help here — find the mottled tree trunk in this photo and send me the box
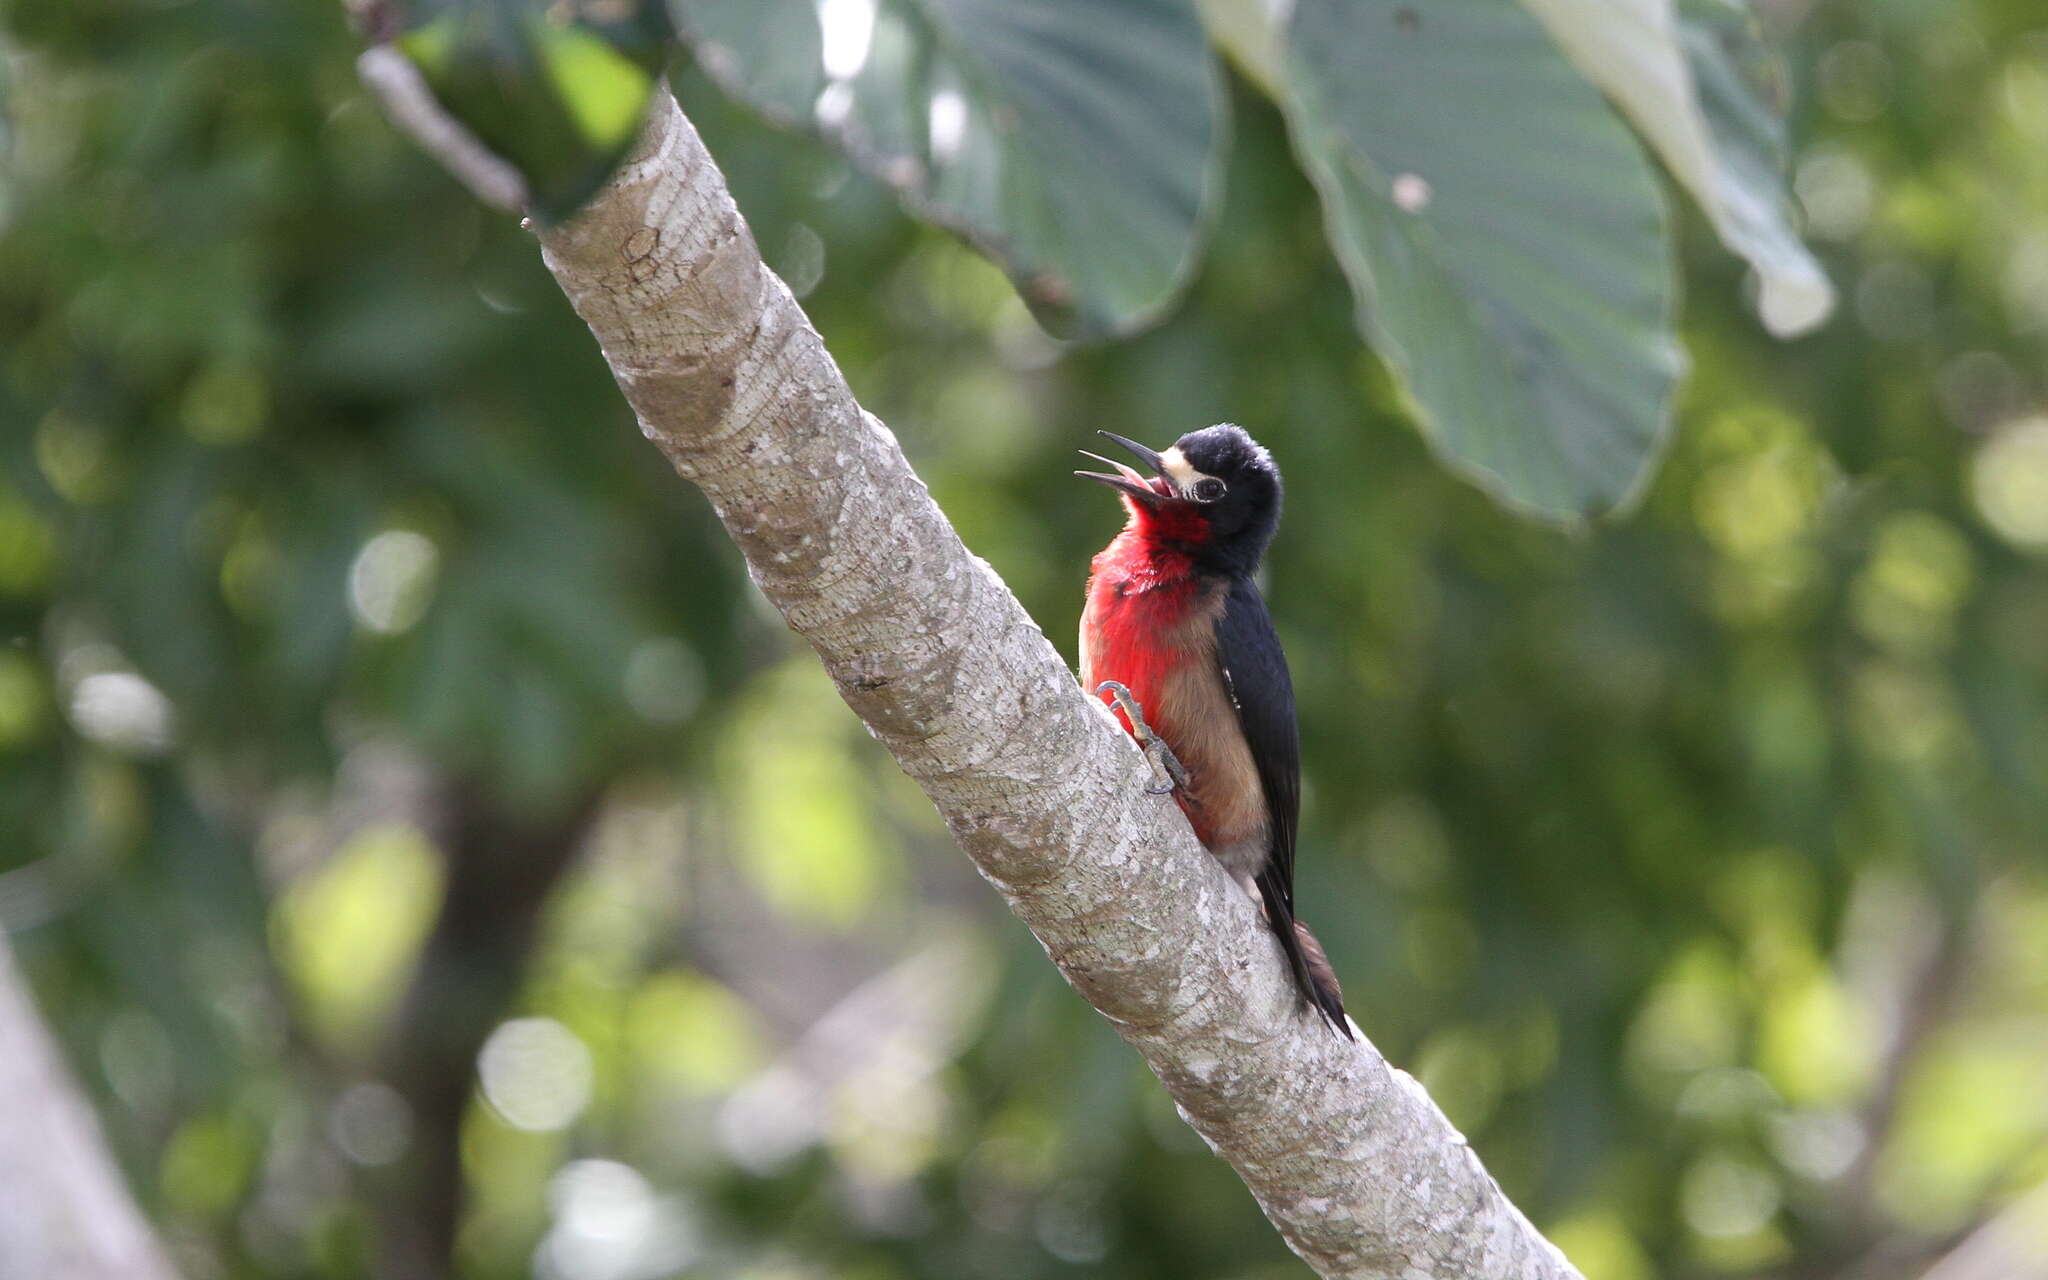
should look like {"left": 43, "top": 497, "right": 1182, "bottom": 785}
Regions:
{"left": 371, "top": 783, "right": 598, "bottom": 1280}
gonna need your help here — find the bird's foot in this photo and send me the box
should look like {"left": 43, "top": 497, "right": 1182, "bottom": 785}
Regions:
{"left": 1095, "top": 681, "right": 1189, "bottom": 795}
{"left": 1142, "top": 738, "right": 1190, "bottom": 795}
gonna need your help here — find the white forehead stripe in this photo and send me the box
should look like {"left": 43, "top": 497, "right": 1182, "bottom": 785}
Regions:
{"left": 1158, "top": 446, "right": 1214, "bottom": 493}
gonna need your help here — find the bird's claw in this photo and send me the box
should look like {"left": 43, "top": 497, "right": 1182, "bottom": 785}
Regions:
{"left": 1144, "top": 738, "right": 1190, "bottom": 795}
{"left": 1095, "top": 681, "right": 1189, "bottom": 796}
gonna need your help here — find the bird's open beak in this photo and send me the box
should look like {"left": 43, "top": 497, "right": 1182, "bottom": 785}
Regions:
{"left": 1075, "top": 431, "right": 1172, "bottom": 506}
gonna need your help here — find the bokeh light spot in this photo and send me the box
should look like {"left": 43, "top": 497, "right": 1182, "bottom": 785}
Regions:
{"left": 35, "top": 411, "right": 118, "bottom": 504}
{"left": 180, "top": 362, "right": 268, "bottom": 445}
{"left": 1414, "top": 1025, "right": 1504, "bottom": 1135}
{"left": 69, "top": 671, "right": 175, "bottom": 755}
{"left": 774, "top": 223, "right": 826, "bottom": 299}
{"left": 348, "top": 529, "right": 439, "bottom": 634}
{"left": 624, "top": 638, "right": 705, "bottom": 725}
{"left": 330, "top": 1081, "right": 413, "bottom": 1166}
{"left": 1681, "top": 1153, "right": 1782, "bottom": 1239}
{"left": 817, "top": 0, "right": 875, "bottom": 81}
{"left": 479, "top": 1017, "right": 595, "bottom": 1133}
{"left": 1851, "top": 513, "right": 1974, "bottom": 656}
{"left": 0, "top": 651, "right": 49, "bottom": 750}
{"left": 1794, "top": 148, "right": 1873, "bottom": 241}
{"left": 536, "top": 1159, "right": 698, "bottom": 1280}
{"left": 1971, "top": 416, "right": 2048, "bottom": 551}
{"left": 272, "top": 823, "right": 445, "bottom": 1050}
{"left": 928, "top": 88, "right": 967, "bottom": 162}
{"left": 0, "top": 490, "right": 57, "bottom": 595}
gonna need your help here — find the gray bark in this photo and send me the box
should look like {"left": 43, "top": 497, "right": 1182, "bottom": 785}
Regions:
{"left": 0, "top": 934, "right": 181, "bottom": 1280}
{"left": 515, "top": 86, "right": 1578, "bottom": 1280}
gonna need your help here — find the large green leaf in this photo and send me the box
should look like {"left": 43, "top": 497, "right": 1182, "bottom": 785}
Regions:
{"left": 1519, "top": 0, "right": 1834, "bottom": 336}
{"left": 1281, "top": 0, "right": 1683, "bottom": 519}
{"left": 672, "top": 0, "right": 1223, "bottom": 337}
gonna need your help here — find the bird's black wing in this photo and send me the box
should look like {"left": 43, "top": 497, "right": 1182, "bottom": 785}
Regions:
{"left": 1214, "top": 577, "right": 1301, "bottom": 910}
{"left": 1216, "top": 579, "right": 1347, "bottom": 1036}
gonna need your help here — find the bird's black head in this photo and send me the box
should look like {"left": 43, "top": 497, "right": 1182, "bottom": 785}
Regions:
{"left": 1076, "top": 423, "right": 1283, "bottom": 575}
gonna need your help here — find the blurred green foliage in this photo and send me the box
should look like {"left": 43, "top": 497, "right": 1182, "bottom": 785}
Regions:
{"left": 1, "top": 1, "right": 2046, "bottom": 1279}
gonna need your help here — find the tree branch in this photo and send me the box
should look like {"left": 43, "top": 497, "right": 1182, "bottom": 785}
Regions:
{"left": 355, "top": 45, "right": 529, "bottom": 213}
{"left": 1917, "top": 1179, "right": 2048, "bottom": 1280}
{"left": 0, "top": 934, "right": 181, "bottom": 1280}
{"left": 396, "top": 79, "right": 1576, "bottom": 1279}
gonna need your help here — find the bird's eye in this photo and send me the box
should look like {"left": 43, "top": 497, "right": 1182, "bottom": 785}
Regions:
{"left": 1193, "top": 477, "right": 1227, "bottom": 502}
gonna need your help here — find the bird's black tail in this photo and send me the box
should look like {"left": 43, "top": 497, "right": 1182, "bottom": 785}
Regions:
{"left": 1256, "top": 868, "right": 1352, "bottom": 1039}
{"left": 1291, "top": 918, "right": 1352, "bottom": 1039}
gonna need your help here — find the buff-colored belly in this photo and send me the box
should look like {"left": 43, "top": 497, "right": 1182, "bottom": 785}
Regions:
{"left": 1081, "top": 578, "right": 1270, "bottom": 866}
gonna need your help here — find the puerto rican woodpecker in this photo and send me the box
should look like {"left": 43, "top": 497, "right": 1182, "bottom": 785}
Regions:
{"left": 1076, "top": 425, "right": 1350, "bottom": 1038}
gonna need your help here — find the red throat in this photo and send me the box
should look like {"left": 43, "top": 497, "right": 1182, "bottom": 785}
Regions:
{"left": 1122, "top": 491, "right": 1210, "bottom": 547}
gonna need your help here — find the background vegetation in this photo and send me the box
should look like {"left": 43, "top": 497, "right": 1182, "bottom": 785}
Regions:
{"left": 2, "top": 0, "right": 2046, "bottom": 1277}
